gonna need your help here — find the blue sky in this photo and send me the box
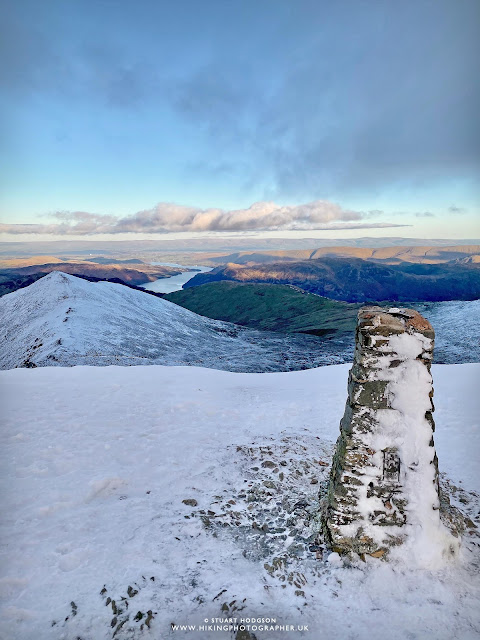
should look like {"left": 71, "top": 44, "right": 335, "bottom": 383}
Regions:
{"left": 1, "top": 0, "right": 479, "bottom": 240}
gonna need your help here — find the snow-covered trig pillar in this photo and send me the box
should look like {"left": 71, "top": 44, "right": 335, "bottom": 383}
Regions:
{"left": 323, "top": 306, "right": 458, "bottom": 564}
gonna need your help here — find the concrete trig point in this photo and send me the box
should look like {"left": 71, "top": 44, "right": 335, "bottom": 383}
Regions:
{"left": 323, "top": 306, "right": 458, "bottom": 562}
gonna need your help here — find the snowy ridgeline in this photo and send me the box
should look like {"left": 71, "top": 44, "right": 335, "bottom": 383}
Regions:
{"left": 0, "top": 272, "right": 479, "bottom": 372}
{"left": 0, "top": 272, "right": 351, "bottom": 372}
{"left": 0, "top": 363, "right": 479, "bottom": 640}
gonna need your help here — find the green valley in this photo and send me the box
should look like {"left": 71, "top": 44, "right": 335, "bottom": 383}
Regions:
{"left": 166, "top": 281, "right": 360, "bottom": 336}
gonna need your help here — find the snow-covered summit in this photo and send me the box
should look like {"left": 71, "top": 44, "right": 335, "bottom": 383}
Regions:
{"left": 0, "top": 363, "right": 479, "bottom": 639}
{"left": 0, "top": 271, "right": 343, "bottom": 371}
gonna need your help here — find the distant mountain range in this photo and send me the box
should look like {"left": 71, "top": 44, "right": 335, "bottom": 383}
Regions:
{"left": 184, "top": 257, "right": 480, "bottom": 302}
{"left": 1, "top": 237, "right": 479, "bottom": 258}
{"left": 204, "top": 244, "right": 480, "bottom": 266}
{"left": 1, "top": 245, "right": 478, "bottom": 299}
{"left": 0, "top": 261, "right": 184, "bottom": 297}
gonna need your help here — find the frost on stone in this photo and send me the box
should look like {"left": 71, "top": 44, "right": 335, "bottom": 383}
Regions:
{"left": 322, "top": 306, "right": 461, "bottom": 567}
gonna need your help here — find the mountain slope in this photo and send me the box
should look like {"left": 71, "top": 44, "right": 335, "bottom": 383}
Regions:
{"left": 412, "top": 299, "right": 480, "bottom": 364}
{"left": 0, "top": 261, "right": 187, "bottom": 297}
{"left": 0, "top": 255, "right": 66, "bottom": 268}
{"left": 166, "top": 281, "right": 359, "bottom": 335}
{"left": 0, "top": 272, "right": 351, "bottom": 371}
{"left": 206, "top": 244, "right": 480, "bottom": 265}
{"left": 0, "top": 261, "right": 181, "bottom": 286}
{"left": 166, "top": 281, "right": 480, "bottom": 363}
{"left": 185, "top": 257, "right": 480, "bottom": 302}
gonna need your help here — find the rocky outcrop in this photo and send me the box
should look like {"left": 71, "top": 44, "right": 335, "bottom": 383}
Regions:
{"left": 323, "top": 306, "right": 458, "bottom": 562}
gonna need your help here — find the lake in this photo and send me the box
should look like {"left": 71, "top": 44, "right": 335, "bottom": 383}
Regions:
{"left": 141, "top": 263, "right": 212, "bottom": 294}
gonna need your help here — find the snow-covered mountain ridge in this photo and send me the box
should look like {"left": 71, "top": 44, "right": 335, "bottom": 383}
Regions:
{"left": 0, "top": 272, "right": 348, "bottom": 371}
{"left": 1, "top": 272, "right": 478, "bottom": 371}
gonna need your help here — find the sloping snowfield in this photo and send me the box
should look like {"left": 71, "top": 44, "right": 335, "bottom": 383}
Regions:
{"left": 415, "top": 299, "right": 480, "bottom": 364}
{"left": 0, "top": 363, "right": 479, "bottom": 640}
{"left": 0, "top": 272, "right": 349, "bottom": 372}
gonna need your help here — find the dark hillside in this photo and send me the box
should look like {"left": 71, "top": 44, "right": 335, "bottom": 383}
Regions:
{"left": 183, "top": 258, "right": 480, "bottom": 302}
{"left": 166, "top": 281, "right": 359, "bottom": 335}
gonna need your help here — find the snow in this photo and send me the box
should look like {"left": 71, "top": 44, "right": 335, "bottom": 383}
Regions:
{"left": 1, "top": 273, "right": 479, "bottom": 373}
{"left": 388, "top": 332, "right": 431, "bottom": 359}
{"left": 0, "top": 363, "right": 479, "bottom": 640}
{"left": 380, "top": 343, "right": 458, "bottom": 568}
{"left": 417, "top": 299, "right": 480, "bottom": 364}
{"left": 0, "top": 272, "right": 350, "bottom": 371}
{"left": 339, "top": 328, "right": 463, "bottom": 568}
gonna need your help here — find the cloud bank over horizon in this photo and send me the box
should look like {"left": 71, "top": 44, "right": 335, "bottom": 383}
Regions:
{"left": 0, "top": 200, "right": 409, "bottom": 236}
{"left": 1, "top": 0, "right": 478, "bottom": 233}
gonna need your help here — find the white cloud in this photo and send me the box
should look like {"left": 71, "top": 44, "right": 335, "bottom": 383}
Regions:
{"left": 0, "top": 200, "right": 408, "bottom": 235}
